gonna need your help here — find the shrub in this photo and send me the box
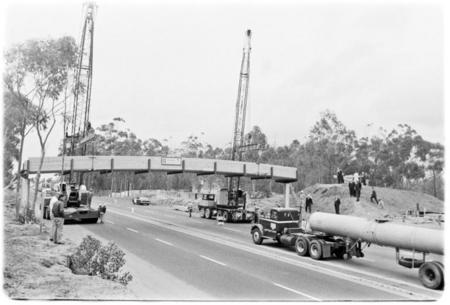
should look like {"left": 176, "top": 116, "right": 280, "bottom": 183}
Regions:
{"left": 68, "top": 235, "right": 133, "bottom": 285}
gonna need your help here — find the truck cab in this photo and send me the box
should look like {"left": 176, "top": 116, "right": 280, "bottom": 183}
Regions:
{"left": 251, "top": 207, "right": 302, "bottom": 244}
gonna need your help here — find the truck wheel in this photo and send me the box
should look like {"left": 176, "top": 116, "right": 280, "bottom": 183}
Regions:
{"left": 232, "top": 212, "right": 238, "bottom": 222}
{"left": 309, "top": 240, "right": 323, "bottom": 260}
{"left": 419, "top": 261, "right": 444, "bottom": 290}
{"left": 200, "top": 208, "right": 206, "bottom": 218}
{"left": 252, "top": 228, "right": 263, "bottom": 245}
{"left": 205, "top": 208, "right": 211, "bottom": 219}
{"left": 223, "top": 211, "right": 230, "bottom": 222}
{"left": 295, "top": 236, "right": 309, "bottom": 256}
{"left": 334, "top": 247, "right": 346, "bottom": 259}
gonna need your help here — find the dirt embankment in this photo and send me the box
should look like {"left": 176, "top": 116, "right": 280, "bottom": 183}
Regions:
{"left": 3, "top": 191, "right": 133, "bottom": 300}
{"left": 127, "top": 185, "right": 444, "bottom": 228}
{"left": 297, "top": 184, "right": 444, "bottom": 227}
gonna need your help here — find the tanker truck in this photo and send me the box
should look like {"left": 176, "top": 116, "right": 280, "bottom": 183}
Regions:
{"left": 250, "top": 209, "right": 444, "bottom": 290}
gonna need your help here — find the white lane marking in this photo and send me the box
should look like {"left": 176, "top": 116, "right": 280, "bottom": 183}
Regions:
{"left": 222, "top": 227, "right": 241, "bottom": 233}
{"left": 199, "top": 255, "right": 227, "bottom": 266}
{"left": 105, "top": 220, "right": 114, "bottom": 224}
{"left": 273, "top": 282, "right": 321, "bottom": 301}
{"left": 155, "top": 238, "right": 174, "bottom": 246}
{"left": 126, "top": 227, "right": 139, "bottom": 233}
{"left": 107, "top": 208, "right": 434, "bottom": 300}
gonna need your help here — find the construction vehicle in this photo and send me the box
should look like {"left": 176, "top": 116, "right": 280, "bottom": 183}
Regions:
{"left": 62, "top": 183, "right": 99, "bottom": 223}
{"left": 251, "top": 210, "right": 444, "bottom": 290}
{"left": 45, "top": 3, "right": 101, "bottom": 224}
{"left": 198, "top": 189, "right": 254, "bottom": 222}
{"left": 42, "top": 183, "right": 100, "bottom": 223}
{"left": 196, "top": 29, "right": 256, "bottom": 222}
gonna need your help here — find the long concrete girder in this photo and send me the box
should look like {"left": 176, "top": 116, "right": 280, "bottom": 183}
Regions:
{"left": 22, "top": 156, "right": 298, "bottom": 183}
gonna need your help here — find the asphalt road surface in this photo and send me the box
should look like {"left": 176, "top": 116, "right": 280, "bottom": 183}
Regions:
{"left": 71, "top": 199, "right": 444, "bottom": 301}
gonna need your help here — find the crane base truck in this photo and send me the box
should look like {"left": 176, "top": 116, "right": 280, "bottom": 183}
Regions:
{"left": 198, "top": 188, "right": 254, "bottom": 223}
{"left": 43, "top": 183, "right": 100, "bottom": 223}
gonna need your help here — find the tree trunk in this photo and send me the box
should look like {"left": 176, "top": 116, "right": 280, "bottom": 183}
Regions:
{"left": 15, "top": 118, "right": 27, "bottom": 219}
{"left": 31, "top": 146, "right": 46, "bottom": 222}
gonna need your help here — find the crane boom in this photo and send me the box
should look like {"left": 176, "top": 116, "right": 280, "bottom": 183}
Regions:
{"left": 231, "top": 29, "right": 252, "bottom": 162}
{"left": 229, "top": 29, "right": 252, "bottom": 195}
{"left": 68, "top": 2, "right": 96, "bottom": 156}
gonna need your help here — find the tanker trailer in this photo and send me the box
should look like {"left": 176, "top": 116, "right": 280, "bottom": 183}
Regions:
{"left": 309, "top": 212, "right": 444, "bottom": 290}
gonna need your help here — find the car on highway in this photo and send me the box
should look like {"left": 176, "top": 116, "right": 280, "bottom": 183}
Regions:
{"left": 132, "top": 196, "right": 151, "bottom": 205}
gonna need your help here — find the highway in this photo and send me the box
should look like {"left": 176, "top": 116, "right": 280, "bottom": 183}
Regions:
{"left": 68, "top": 198, "right": 444, "bottom": 301}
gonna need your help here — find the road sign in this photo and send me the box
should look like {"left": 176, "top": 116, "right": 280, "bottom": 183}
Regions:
{"left": 161, "top": 157, "right": 182, "bottom": 166}
{"left": 238, "top": 143, "right": 266, "bottom": 153}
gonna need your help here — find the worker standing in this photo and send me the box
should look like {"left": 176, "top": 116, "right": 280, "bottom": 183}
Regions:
{"left": 52, "top": 194, "right": 66, "bottom": 244}
{"left": 337, "top": 168, "right": 344, "bottom": 184}
{"left": 48, "top": 194, "right": 58, "bottom": 242}
{"left": 98, "top": 205, "right": 106, "bottom": 223}
{"left": 355, "top": 180, "right": 362, "bottom": 202}
{"left": 305, "top": 194, "right": 313, "bottom": 213}
{"left": 334, "top": 197, "right": 341, "bottom": 214}
{"left": 370, "top": 188, "right": 378, "bottom": 204}
{"left": 253, "top": 206, "right": 260, "bottom": 223}
{"left": 188, "top": 202, "right": 193, "bottom": 218}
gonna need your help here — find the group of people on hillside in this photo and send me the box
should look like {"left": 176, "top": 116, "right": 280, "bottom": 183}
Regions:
{"left": 295, "top": 168, "right": 387, "bottom": 216}
{"left": 336, "top": 169, "right": 368, "bottom": 185}
{"left": 298, "top": 191, "right": 341, "bottom": 215}
{"left": 348, "top": 172, "right": 369, "bottom": 201}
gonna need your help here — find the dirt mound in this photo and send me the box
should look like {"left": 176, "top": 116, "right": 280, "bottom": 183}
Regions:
{"left": 298, "top": 184, "right": 444, "bottom": 226}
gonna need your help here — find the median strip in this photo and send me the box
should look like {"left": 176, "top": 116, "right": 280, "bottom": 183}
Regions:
{"left": 199, "top": 255, "right": 227, "bottom": 266}
{"left": 273, "top": 282, "right": 321, "bottom": 301}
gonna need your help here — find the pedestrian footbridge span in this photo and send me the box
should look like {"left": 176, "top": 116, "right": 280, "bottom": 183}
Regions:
{"left": 22, "top": 156, "right": 298, "bottom": 183}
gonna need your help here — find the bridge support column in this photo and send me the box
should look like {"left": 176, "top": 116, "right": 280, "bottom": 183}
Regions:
{"left": 284, "top": 183, "right": 290, "bottom": 208}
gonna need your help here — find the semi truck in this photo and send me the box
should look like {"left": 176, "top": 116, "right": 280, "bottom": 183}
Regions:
{"left": 198, "top": 188, "right": 254, "bottom": 222}
{"left": 250, "top": 208, "right": 444, "bottom": 290}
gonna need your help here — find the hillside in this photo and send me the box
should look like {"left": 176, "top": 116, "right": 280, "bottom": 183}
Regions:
{"left": 244, "top": 184, "right": 444, "bottom": 228}
{"left": 299, "top": 183, "right": 443, "bottom": 218}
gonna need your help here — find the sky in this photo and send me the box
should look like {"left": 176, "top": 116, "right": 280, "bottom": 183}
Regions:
{"left": 2, "top": 0, "right": 445, "bottom": 161}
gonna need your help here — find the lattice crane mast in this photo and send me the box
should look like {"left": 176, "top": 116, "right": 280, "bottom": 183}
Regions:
{"left": 229, "top": 29, "right": 252, "bottom": 199}
{"left": 67, "top": 2, "right": 97, "bottom": 157}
